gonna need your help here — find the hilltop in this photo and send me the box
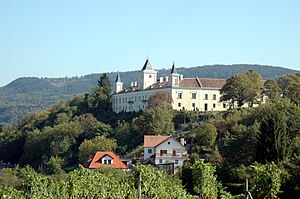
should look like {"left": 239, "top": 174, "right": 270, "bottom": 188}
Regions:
{"left": 0, "top": 64, "right": 298, "bottom": 124}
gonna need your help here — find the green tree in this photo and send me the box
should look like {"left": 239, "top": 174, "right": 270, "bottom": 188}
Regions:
{"left": 191, "top": 123, "right": 217, "bottom": 148}
{"left": 191, "top": 160, "right": 219, "bottom": 199}
{"left": 263, "top": 79, "right": 281, "bottom": 101}
{"left": 78, "top": 135, "right": 117, "bottom": 163}
{"left": 221, "top": 70, "right": 263, "bottom": 107}
{"left": 147, "top": 91, "right": 173, "bottom": 109}
{"left": 89, "top": 73, "right": 112, "bottom": 115}
{"left": 250, "top": 162, "right": 283, "bottom": 199}
{"left": 278, "top": 72, "right": 300, "bottom": 105}
{"left": 256, "top": 108, "right": 291, "bottom": 163}
{"left": 132, "top": 104, "right": 175, "bottom": 136}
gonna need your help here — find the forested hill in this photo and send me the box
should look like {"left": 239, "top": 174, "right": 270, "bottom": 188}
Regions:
{"left": 0, "top": 64, "right": 298, "bottom": 124}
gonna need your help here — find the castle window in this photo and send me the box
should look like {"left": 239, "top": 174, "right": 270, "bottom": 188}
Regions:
{"left": 223, "top": 103, "right": 226, "bottom": 108}
{"left": 204, "top": 94, "right": 208, "bottom": 100}
{"left": 191, "top": 93, "right": 196, "bottom": 99}
{"left": 178, "top": 103, "right": 181, "bottom": 107}
{"left": 213, "top": 103, "right": 216, "bottom": 108}
{"left": 177, "top": 92, "right": 182, "bottom": 99}
{"left": 213, "top": 94, "right": 217, "bottom": 100}
{"left": 175, "top": 79, "right": 178, "bottom": 85}
{"left": 204, "top": 103, "right": 208, "bottom": 111}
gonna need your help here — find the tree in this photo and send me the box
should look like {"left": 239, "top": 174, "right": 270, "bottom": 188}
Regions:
{"left": 278, "top": 72, "right": 300, "bottom": 105}
{"left": 132, "top": 104, "right": 174, "bottom": 136}
{"left": 147, "top": 91, "right": 173, "bottom": 109}
{"left": 89, "top": 73, "right": 112, "bottom": 115}
{"left": 256, "top": 107, "right": 291, "bottom": 163}
{"left": 191, "top": 123, "right": 217, "bottom": 148}
{"left": 78, "top": 135, "right": 117, "bottom": 163}
{"left": 250, "top": 162, "right": 283, "bottom": 199}
{"left": 263, "top": 79, "right": 281, "bottom": 101}
{"left": 221, "top": 70, "right": 264, "bottom": 107}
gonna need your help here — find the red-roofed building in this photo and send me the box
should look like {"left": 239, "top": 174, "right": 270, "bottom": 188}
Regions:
{"left": 112, "top": 59, "right": 230, "bottom": 113}
{"left": 143, "top": 135, "right": 188, "bottom": 174}
{"left": 83, "top": 152, "right": 127, "bottom": 170}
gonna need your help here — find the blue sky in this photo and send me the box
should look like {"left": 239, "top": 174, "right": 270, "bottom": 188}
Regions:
{"left": 0, "top": 0, "right": 299, "bottom": 87}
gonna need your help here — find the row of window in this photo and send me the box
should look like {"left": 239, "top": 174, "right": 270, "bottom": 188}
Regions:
{"left": 113, "top": 95, "right": 148, "bottom": 104}
{"left": 177, "top": 92, "right": 217, "bottom": 100}
{"left": 113, "top": 104, "right": 145, "bottom": 112}
{"left": 178, "top": 102, "right": 227, "bottom": 111}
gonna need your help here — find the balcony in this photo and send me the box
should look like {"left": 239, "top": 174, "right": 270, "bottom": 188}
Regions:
{"left": 155, "top": 153, "right": 189, "bottom": 158}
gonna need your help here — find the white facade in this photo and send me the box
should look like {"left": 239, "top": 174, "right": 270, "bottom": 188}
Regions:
{"left": 144, "top": 136, "right": 188, "bottom": 169}
{"left": 112, "top": 60, "right": 229, "bottom": 113}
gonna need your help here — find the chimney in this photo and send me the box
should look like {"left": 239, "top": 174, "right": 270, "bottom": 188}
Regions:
{"left": 180, "top": 138, "right": 185, "bottom": 146}
{"left": 164, "top": 76, "right": 169, "bottom": 82}
{"left": 134, "top": 82, "right": 138, "bottom": 86}
{"left": 180, "top": 74, "right": 183, "bottom": 81}
{"left": 131, "top": 82, "right": 134, "bottom": 87}
{"left": 159, "top": 77, "right": 163, "bottom": 83}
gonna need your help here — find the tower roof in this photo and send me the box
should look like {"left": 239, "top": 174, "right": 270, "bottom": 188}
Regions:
{"left": 115, "top": 73, "right": 122, "bottom": 83}
{"left": 142, "top": 59, "right": 153, "bottom": 70}
{"left": 171, "top": 62, "right": 177, "bottom": 74}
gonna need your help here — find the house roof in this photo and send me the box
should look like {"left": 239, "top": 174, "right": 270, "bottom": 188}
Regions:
{"left": 83, "top": 151, "right": 127, "bottom": 169}
{"left": 198, "top": 78, "right": 226, "bottom": 88}
{"left": 179, "top": 78, "right": 226, "bottom": 88}
{"left": 144, "top": 135, "right": 171, "bottom": 147}
{"left": 179, "top": 78, "right": 201, "bottom": 88}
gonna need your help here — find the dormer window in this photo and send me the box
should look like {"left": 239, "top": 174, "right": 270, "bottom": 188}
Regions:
{"left": 102, "top": 155, "right": 113, "bottom": 164}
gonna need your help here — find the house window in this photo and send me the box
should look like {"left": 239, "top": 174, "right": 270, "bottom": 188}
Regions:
{"left": 191, "top": 93, "right": 196, "bottom": 99}
{"left": 107, "top": 159, "right": 112, "bottom": 164}
{"left": 177, "top": 92, "right": 182, "bottom": 99}
{"left": 204, "top": 103, "right": 208, "bottom": 111}
{"left": 168, "top": 142, "right": 170, "bottom": 145}
{"left": 160, "top": 150, "right": 167, "bottom": 156}
{"left": 159, "top": 159, "right": 163, "bottom": 164}
{"left": 204, "top": 94, "right": 208, "bottom": 100}
{"left": 148, "top": 149, "right": 152, "bottom": 153}
{"left": 103, "top": 159, "right": 107, "bottom": 164}
{"left": 175, "top": 160, "right": 178, "bottom": 164}
{"left": 178, "top": 103, "right": 181, "bottom": 107}
{"left": 213, "top": 103, "right": 216, "bottom": 108}
{"left": 213, "top": 94, "right": 217, "bottom": 100}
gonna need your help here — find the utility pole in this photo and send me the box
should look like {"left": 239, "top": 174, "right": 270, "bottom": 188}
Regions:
{"left": 138, "top": 172, "right": 142, "bottom": 199}
{"left": 245, "top": 179, "right": 249, "bottom": 199}
{"left": 200, "top": 170, "right": 203, "bottom": 199}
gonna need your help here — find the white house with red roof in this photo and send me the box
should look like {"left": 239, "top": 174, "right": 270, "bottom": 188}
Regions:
{"left": 112, "top": 59, "right": 229, "bottom": 113}
{"left": 143, "top": 135, "right": 188, "bottom": 173}
{"left": 83, "top": 151, "right": 127, "bottom": 170}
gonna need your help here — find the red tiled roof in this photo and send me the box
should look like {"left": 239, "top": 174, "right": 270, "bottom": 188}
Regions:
{"left": 144, "top": 135, "right": 171, "bottom": 147}
{"left": 197, "top": 78, "right": 226, "bottom": 88}
{"left": 144, "top": 81, "right": 169, "bottom": 90}
{"left": 179, "top": 78, "right": 201, "bottom": 88}
{"left": 83, "top": 152, "right": 127, "bottom": 169}
{"left": 179, "top": 78, "right": 226, "bottom": 88}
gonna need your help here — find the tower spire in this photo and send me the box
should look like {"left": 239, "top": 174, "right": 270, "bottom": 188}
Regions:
{"left": 171, "top": 62, "right": 177, "bottom": 74}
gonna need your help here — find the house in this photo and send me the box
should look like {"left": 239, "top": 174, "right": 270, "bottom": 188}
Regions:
{"left": 83, "top": 152, "right": 127, "bottom": 170}
{"left": 112, "top": 59, "right": 228, "bottom": 113}
{"left": 143, "top": 135, "right": 188, "bottom": 173}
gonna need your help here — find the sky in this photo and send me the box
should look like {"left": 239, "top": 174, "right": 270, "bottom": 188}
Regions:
{"left": 0, "top": 0, "right": 299, "bottom": 87}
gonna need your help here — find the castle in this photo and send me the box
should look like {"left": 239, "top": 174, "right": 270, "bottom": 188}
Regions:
{"left": 111, "top": 59, "right": 229, "bottom": 113}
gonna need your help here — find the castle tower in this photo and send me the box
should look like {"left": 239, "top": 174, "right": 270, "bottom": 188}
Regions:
{"left": 169, "top": 62, "right": 180, "bottom": 87}
{"left": 115, "top": 73, "right": 123, "bottom": 93}
{"left": 138, "top": 59, "right": 157, "bottom": 90}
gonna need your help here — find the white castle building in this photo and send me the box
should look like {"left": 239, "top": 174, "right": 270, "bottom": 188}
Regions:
{"left": 112, "top": 59, "right": 229, "bottom": 113}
